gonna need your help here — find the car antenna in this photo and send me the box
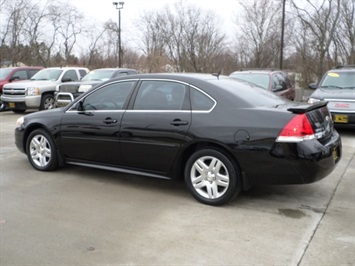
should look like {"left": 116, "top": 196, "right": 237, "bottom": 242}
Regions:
{"left": 212, "top": 70, "right": 222, "bottom": 79}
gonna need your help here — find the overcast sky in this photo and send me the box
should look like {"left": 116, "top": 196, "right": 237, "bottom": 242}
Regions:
{"left": 71, "top": 0, "right": 239, "bottom": 36}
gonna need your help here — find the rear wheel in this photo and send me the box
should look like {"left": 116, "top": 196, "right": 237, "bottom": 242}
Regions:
{"left": 184, "top": 148, "right": 241, "bottom": 206}
{"left": 26, "top": 129, "right": 58, "bottom": 171}
{"left": 40, "top": 94, "right": 55, "bottom": 110}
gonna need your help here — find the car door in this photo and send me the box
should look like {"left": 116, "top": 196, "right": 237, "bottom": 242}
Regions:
{"left": 58, "top": 80, "right": 137, "bottom": 165}
{"left": 120, "top": 80, "right": 191, "bottom": 175}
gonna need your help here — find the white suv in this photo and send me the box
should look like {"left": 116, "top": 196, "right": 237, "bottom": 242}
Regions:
{"left": 1, "top": 67, "right": 89, "bottom": 113}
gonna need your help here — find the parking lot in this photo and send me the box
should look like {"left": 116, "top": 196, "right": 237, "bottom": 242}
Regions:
{"left": 0, "top": 110, "right": 354, "bottom": 265}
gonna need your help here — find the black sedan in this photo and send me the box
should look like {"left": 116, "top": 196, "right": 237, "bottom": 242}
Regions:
{"left": 15, "top": 73, "right": 342, "bottom": 205}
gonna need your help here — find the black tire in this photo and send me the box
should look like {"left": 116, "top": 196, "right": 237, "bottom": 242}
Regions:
{"left": 40, "top": 94, "right": 55, "bottom": 110}
{"left": 12, "top": 109, "right": 26, "bottom": 113}
{"left": 26, "top": 129, "right": 58, "bottom": 171}
{"left": 184, "top": 148, "right": 241, "bottom": 206}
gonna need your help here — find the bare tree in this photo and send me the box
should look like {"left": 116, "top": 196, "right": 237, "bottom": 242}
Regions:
{"left": 134, "top": 10, "right": 169, "bottom": 72}
{"left": 291, "top": 0, "right": 341, "bottom": 80}
{"left": 54, "top": 1, "right": 84, "bottom": 65}
{"left": 135, "top": 2, "right": 227, "bottom": 73}
{"left": 1, "top": 0, "right": 30, "bottom": 65}
{"left": 173, "top": 3, "right": 226, "bottom": 72}
{"left": 234, "top": 0, "right": 283, "bottom": 68}
{"left": 334, "top": 0, "right": 355, "bottom": 64}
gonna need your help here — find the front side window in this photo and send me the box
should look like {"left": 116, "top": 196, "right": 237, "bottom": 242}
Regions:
{"left": 62, "top": 70, "right": 78, "bottom": 81}
{"left": 133, "top": 81, "right": 187, "bottom": 110}
{"left": 78, "top": 81, "right": 136, "bottom": 111}
{"left": 272, "top": 73, "right": 287, "bottom": 91}
{"left": 12, "top": 70, "right": 27, "bottom": 80}
{"left": 79, "top": 69, "right": 88, "bottom": 79}
{"left": 28, "top": 69, "right": 40, "bottom": 78}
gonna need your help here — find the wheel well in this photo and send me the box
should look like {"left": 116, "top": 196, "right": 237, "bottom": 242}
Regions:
{"left": 22, "top": 125, "right": 65, "bottom": 167}
{"left": 41, "top": 92, "right": 55, "bottom": 102}
{"left": 22, "top": 124, "right": 46, "bottom": 153}
{"left": 176, "top": 142, "right": 243, "bottom": 182}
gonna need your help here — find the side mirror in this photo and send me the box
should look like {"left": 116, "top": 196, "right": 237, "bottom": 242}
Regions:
{"left": 308, "top": 83, "right": 318, "bottom": 90}
{"left": 9, "top": 76, "right": 20, "bottom": 82}
{"left": 77, "top": 101, "right": 84, "bottom": 111}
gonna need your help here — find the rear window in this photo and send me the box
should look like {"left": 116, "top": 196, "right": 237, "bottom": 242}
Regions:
{"left": 230, "top": 73, "right": 269, "bottom": 89}
{"left": 210, "top": 78, "right": 287, "bottom": 107}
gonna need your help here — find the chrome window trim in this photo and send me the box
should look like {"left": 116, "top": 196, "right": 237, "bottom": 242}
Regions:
{"left": 65, "top": 78, "right": 217, "bottom": 113}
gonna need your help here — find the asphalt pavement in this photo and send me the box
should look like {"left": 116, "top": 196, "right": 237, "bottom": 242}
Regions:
{"left": 0, "top": 111, "right": 354, "bottom": 265}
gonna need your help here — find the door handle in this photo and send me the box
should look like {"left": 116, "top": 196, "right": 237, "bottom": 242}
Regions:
{"left": 170, "top": 119, "right": 188, "bottom": 126}
{"left": 103, "top": 118, "right": 118, "bottom": 124}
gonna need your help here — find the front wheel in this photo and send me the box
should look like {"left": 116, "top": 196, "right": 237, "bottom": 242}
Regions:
{"left": 40, "top": 94, "right": 55, "bottom": 110}
{"left": 26, "top": 129, "right": 58, "bottom": 171}
{"left": 184, "top": 148, "right": 241, "bottom": 206}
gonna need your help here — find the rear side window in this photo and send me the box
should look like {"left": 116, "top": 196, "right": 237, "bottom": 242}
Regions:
{"left": 190, "top": 87, "right": 215, "bottom": 111}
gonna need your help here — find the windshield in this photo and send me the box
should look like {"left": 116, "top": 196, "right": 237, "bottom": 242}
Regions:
{"left": 31, "top": 69, "right": 63, "bottom": 81}
{"left": 81, "top": 69, "right": 116, "bottom": 81}
{"left": 0, "top": 68, "right": 13, "bottom": 79}
{"left": 320, "top": 71, "right": 355, "bottom": 89}
{"left": 229, "top": 73, "right": 270, "bottom": 89}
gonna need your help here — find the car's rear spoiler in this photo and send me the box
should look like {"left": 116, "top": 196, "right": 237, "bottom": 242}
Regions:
{"left": 287, "top": 101, "right": 328, "bottom": 114}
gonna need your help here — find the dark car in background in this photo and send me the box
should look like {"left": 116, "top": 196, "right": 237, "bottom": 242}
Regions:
{"left": 308, "top": 65, "right": 355, "bottom": 128}
{"left": 15, "top": 73, "right": 341, "bottom": 206}
{"left": 229, "top": 69, "right": 296, "bottom": 100}
{"left": 55, "top": 68, "right": 138, "bottom": 107}
{"left": 0, "top": 66, "right": 43, "bottom": 110}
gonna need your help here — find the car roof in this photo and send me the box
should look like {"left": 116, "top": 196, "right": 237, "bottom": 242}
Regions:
{"left": 44, "top": 67, "right": 88, "bottom": 70}
{"left": 92, "top": 68, "right": 136, "bottom": 71}
{"left": 111, "top": 72, "right": 224, "bottom": 82}
{"left": 230, "top": 69, "right": 286, "bottom": 75}
{"left": 1, "top": 66, "right": 43, "bottom": 70}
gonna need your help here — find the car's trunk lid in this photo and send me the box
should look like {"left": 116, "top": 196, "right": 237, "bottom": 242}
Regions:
{"left": 288, "top": 101, "right": 334, "bottom": 142}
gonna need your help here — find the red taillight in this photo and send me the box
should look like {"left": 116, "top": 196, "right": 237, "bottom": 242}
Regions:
{"left": 277, "top": 114, "right": 315, "bottom": 142}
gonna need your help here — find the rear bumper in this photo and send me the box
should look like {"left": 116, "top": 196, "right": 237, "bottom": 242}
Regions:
{"left": 236, "top": 130, "right": 342, "bottom": 186}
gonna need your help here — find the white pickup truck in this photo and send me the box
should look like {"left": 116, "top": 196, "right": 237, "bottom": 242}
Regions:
{"left": 1, "top": 67, "right": 89, "bottom": 113}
